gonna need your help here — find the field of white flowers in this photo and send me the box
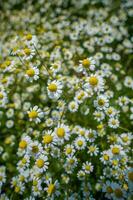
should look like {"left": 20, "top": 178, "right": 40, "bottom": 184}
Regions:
{"left": 0, "top": 0, "right": 133, "bottom": 199}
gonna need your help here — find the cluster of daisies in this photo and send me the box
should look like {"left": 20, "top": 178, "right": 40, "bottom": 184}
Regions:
{"left": 0, "top": 0, "right": 133, "bottom": 199}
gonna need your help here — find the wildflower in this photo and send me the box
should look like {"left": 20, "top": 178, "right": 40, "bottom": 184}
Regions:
{"left": 28, "top": 106, "right": 44, "bottom": 123}
{"left": 82, "top": 162, "right": 93, "bottom": 174}
{"left": 25, "top": 66, "right": 39, "bottom": 82}
{"left": 47, "top": 80, "right": 63, "bottom": 99}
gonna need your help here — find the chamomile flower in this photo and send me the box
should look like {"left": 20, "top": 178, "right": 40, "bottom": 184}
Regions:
{"left": 111, "top": 182, "right": 127, "bottom": 200}
{"left": 23, "top": 47, "right": 35, "bottom": 60}
{"left": 44, "top": 178, "right": 60, "bottom": 198}
{"left": 25, "top": 66, "right": 39, "bottom": 82}
{"left": 94, "top": 94, "right": 109, "bottom": 110}
{"left": 24, "top": 34, "right": 38, "bottom": 46}
{"left": 84, "top": 73, "right": 104, "bottom": 92}
{"left": 78, "top": 57, "right": 96, "bottom": 74}
{"left": 82, "top": 162, "right": 93, "bottom": 174}
{"left": 68, "top": 101, "right": 79, "bottom": 112}
{"left": 85, "top": 129, "right": 97, "bottom": 142}
{"left": 47, "top": 80, "right": 63, "bottom": 99}
{"left": 88, "top": 145, "right": 99, "bottom": 156}
{"left": 108, "top": 118, "right": 120, "bottom": 129}
{"left": 64, "top": 144, "right": 75, "bottom": 156}
{"left": 35, "top": 155, "right": 49, "bottom": 173}
{"left": 28, "top": 106, "right": 44, "bottom": 123}
{"left": 0, "top": 89, "right": 8, "bottom": 107}
{"left": 100, "top": 151, "right": 110, "bottom": 164}
{"left": 54, "top": 124, "right": 70, "bottom": 144}
{"left": 109, "top": 145, "right": 124, "bottom": 158}
{"left": 42, "top": 130, "right": 55, "bottom": 147}
{"left": 74, "top": 136, "right": 86, "bottom": 150}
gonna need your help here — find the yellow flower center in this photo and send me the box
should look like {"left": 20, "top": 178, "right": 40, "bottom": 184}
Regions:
{"left": 56, "top": 127, "right": 65, "bottom": 138}
{"left": 106, "top": 186, "right": 113, "bottom": 193}
{"left": 15, "top": 186, "right": 20, "bottom": 193}
{"left": 28, "top": 110, "right": 38, "bottom": 118}
{"left": 128, "top": 172, "right": 133, "bottom": 182}
{"left": 26, "top": 34, "right": 32, "bottom": 41}
{"left": 111, "top": 120, "right": 117, "bottom": 125}
{"left": 82, "top": 59, "right": 90, "bottom": 68}
{"left": 48, "top": 83, "right": 57, "bottom": 92}
{"left": 26, "top": 68, "right": 35, "bottom": 77}
{"left": 80, "top": 130, "right": 85, "bottom": 136}
{"left": 2, "top": 78, "right": 7, "bottom": 84}
{"left": 33, "top": 180, "right": 38, "bottom": 186}
{"left": 19, "top": 175, "right": 25, "bottom": 182}
{"left": 32, "top": 145, "right": 39, "bottom": 153}
{"left": 114, "top": 188, "right": 123, "bottom": 198}
{"left": 0, "top": 93, "right": 4, "bottom": 99}
{"left": 89, "top": 146, "right": 95, "bottom": 152}
{"left": 98, "top": 99, "right": 105, "bottom": 106}
{"left": 36, "top": 159, "right": 44, "bottom": 168}
{"left": 24, "top": 48, "right": 31, "bottom": 55}
{"left": 88, "top": 132, "right": 94, "bottom": 138}
{"left": 103, "top": 154, "right": 109, "bottom": 161}
{"left": 69, "top": 159, "right": 75, "bottom": 164}
{"left": 107, "top": 108, "right": 113, "bottom": 114}
{"left": 19, "top": 140, "right": 27, "bottom": 149}
{"left": 112, "top": 160, "right": 118, "bottom": 166}
{"left": 66, "top": 148, "right": 72, "bottom": 154}
{"left": 22, "top": 158, "right": 27, "bottom": 164}
{"left": 5, "top": 60, "right": 11, "bottom": 66}
{"left": 47, "top": 184, "right": 55, "bottom": 195}
{"left": 77, "top": 140, "right": 83, "bottom": 146}
{"left": 85, "top": 165, "right": 91, "bottom": 171}
{"left": 122, "top": 136, "right": 128, "bottom": 143}
{"left": 43, "top": 135, "right": 53, "bottom": 144}
{"left": 89, "top": 76, "right": 98, "bottom": 86}
{"left": 112, "top": 147, "right": 120, "bottom": 154}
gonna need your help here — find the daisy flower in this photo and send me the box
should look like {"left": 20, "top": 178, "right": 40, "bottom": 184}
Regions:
{"left": 111, "top": 182, "right": 127, "bottom": 200}
{"left": 44, "top": 178, "right": 60, "bottom": 198}
{"left": 74, "top": 136, "right": 86, "bottom": 150}
{"left": 54, "top": 124, "right": 70, "bottom": 144}
{"left": 74, "top": 90, "right": 88, "bottom": 104}
{"left": 88, "top": 145, "right": 99, "bottom": 156}
{"left": 102, "top": 180, "right": 114, "bottom": 199}
{"left": 50, "top": 61, "right": 61, "bottom": 74}
{"left": 109, "top": 145, "right": 124, "bottom": 158}
{"left": 23, "top": 47, "right": 35, "bottom": 60}
{"left": 64, "top": 144, "right": 75, "bottom": 156}
{"left": 28, "top": 141, "right": 43, "bottom": 157}
{"left": 47, "top": 80, "right": 63, "bottom": 99}
{"left": 77, "top": 170, "right": 85, "bottom": 180}
{"left": 66, "top": 155, "right": 78, "bottom": 169}
{"left": 35, "top": 155, "right": 49, "bottom": 173}
{"left": 24, "top": 34, "right": 38, "bottom": 47}
{"left": 84, "top": 73, "right": 104, "bottom": 92}
{"left": 100, "top": 150, "right": 110, "bottom": 164}
{"left": 78, "top": 57, "right": 96, "bottom": 74}
{"left": 124, "top": 76, "right": 133, "bottom": 89}
{"left": 85, "top": 129, "right": 97, "bottom": 142}
{"left": 93, "top": 110, "right": 105, "bottom": 122}
{"left": 42, "top": 130, "right": 55, "bottom": 147}
{"left": 28, "top": 106, "right": 44, "bottom": 123}
{"left": 25, "top": 66, "right": 39, "bottom": 82}
{"left": 108, "top": 118, "right": 120, "bottom": 129}
{"left": 82, "top": 161, "right": 93, "bottom": 174}
{"left": 94, "top": 94, "right": 109, "bottom": 110}
{"left": 0, "top": 89, "right": 8, "bottom": 107}
{"left": 68, "top": 101, "right": 79, "bottom": 112}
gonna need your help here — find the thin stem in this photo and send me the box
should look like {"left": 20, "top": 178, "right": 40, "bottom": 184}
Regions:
{"left": 33, "top": 44, "right": 54, "bottom": 79}
{"left": 119, "top": 126, "right": 130, "bottom": 132}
